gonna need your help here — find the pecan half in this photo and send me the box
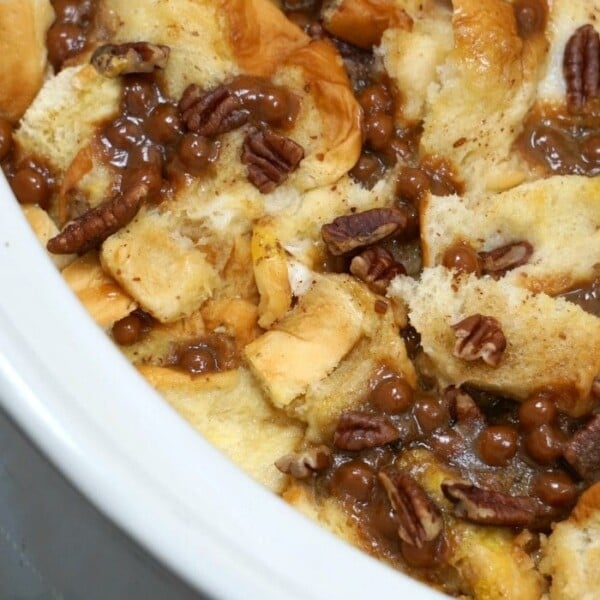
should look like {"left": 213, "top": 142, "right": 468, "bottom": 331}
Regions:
{"left": 379, "top": 470, "right": 443, "bottom": 547}
{"left": 241, "top": 130, "right": 304, "bottom": 193}
{"left": 452, "top": 314, "right": 506, "bottom": 367}
{"left": 564, "top": 24, "right": 600, "bottom": 114}
{"left": 441, "top": 481, "right": 543, "bottom": 528}
{"left": 179, "top": 85, "right": 249, "bottom": 137}
{"left": 350, "top": 246, "right": 406, "bottom": 293}
{"left": 274, "top": 446, "right": 333, "bottom": 479}
{"left": 479, "top": 241, "right": 533, "bottom": 277}
{"left": 47, "top": 183, "right": 148, "bottom": 254}
{"left": 563, "top": 414, "right": 600, "bottom": 480}
{"left": 91, "top": 42, "right": 170, "bottom": 77}
{"left": 322, "top": 207, "right": 411, "bottom": 256}
{"left": 333, "top": 411, "right": 400, "bottom": 451}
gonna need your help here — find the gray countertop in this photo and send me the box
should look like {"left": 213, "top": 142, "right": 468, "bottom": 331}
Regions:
{"left": 0, "top": 406, "right": 206, "bottom": 600}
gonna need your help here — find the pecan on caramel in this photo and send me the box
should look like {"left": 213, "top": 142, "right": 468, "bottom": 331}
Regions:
{"left": 241, "top": 130, "right": 304, "bottom": 193}
{"left": 379, "top": 470, "right": 443, "bottom": 548}
{"left": 451, "top": 314, "right": 507, "bottom": 367}
{"left": 47, "top": 182, "right": 149, "bottom": 255}
{"left": 322, "top": 207, "right": 412, "bottom": 256}
{"left": 333, "top": 411, "right": 400, "bottom": 451}
{"left": 479, "top": 241, "right": 534, "bottom": 277}
{"left": 563, "top": 24, "right": 600, "bottom": 114}
{"left": 441, "top": 481, "right": 548, "bottom": 528}
{"left": 350, "top": 246, "right": 406, "bottom": 293}
{"left": 91, "top": 42, "right": 170, "bottom": 78}
{"left": 179, "top": 85, "right": 249, "bottom": 137}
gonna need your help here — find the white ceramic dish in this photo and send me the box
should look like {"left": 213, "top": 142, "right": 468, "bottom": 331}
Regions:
{"left": 0, "top": 173, "right": 443, "bottom": 598}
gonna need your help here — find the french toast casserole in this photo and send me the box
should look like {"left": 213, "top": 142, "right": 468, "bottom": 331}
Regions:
{"left": 1, "top": 0, "right": 600, "bottom": 597}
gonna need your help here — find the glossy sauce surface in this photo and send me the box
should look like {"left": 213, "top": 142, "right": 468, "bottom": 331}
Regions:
{"left": 313, "top": 367, "right": 590, "bottom": 587}
{"left": 47, "top": 0, "right": 96, "bottom": 72}
{"left": 560, "top": 277, "right": 600, "bottom": 317}
{"left": 516, "top": 105, "right": 600, "bottom": 176}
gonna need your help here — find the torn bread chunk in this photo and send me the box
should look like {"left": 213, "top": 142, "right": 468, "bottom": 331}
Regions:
{"left": 95, "top": 0, "right": 239, "bottom": 99}
{"left": 390, "top": 267, "right": 600, "bottom": 416}
{"left": 421, "top": 175, "right": 600, "bottom": 295}
{"left": 100, "top": 208, "right": 219, "bottom": 323}
{"left": 0, "top": 0, "right": 54, "bottom": 123}
{"left": 419, "top": 0, "right": 549, "bottom": 192}
{"left": 244, "top": 274, "right": 370, "bottom": 410}
{"left": 278, "top": 39, "right": 362, "bottom": 191}
{"left": 62, "top": 251, "right": 137, "bottom": 329}
{"left": 541, "top": 483, "right": 600, "bottom": 600}
{"left": 251, "top": 217, "right": 292, "bottom": 329}
{"left": 139, "top": 365, "right": 304, "bottom": 493}
{"left": 245, "top": 273, "right": 415, "bottom": 439}
{"left": 14, "top": 65, "right": 121, "bottom": 172}
{"left": 302, "top": 311, "right": 415, "bottom": 443}
{"left": 379, "top": 10, "right": 453, "bottom": 123}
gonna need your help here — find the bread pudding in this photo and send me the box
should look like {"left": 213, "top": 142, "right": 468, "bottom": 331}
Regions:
{"left": 1, "top": 1, "right": 600, "bottom": 597}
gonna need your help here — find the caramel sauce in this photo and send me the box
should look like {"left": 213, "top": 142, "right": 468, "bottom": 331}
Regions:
{"left": 516, "top": 104, "right": 600, "bottom": 176}
{"left": 169, "top": 333, "right": 239, "bottom": 375}
{"left": 47, "top": 0, "right": 97, "bottom": 72}
{"left": 560, "top": 277, "right": 600, "bottom": 317}
{"left": 226, "top": 75, "right": 301, "bottom": 129}
{"left": 315, "top": 370, "right": 586, "bottom": 586}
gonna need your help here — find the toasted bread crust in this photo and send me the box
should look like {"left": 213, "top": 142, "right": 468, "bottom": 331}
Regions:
{"left": 0, "top": 0, "right": 54, "bottom": 123}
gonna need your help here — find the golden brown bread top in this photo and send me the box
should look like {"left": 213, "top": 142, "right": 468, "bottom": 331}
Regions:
{"left": 322, "top": 0, "right": 413, "bottom": 49}
{"left": 390, "top": 267, "right": 600, "bottom": 416}
{"left": 0, "top": 0, "right": 54, "bottom": 123}
{"left": 62, "top": 251, "right": 137, "bottom": 329}
{"left": 421, "top": 176, "right": 600, "bottom": 296}
{"left": 420, "top": 0, "right": 549, "bottom": 192}
{"left": 219, "top": 0, "right": 309, "bottom": 76}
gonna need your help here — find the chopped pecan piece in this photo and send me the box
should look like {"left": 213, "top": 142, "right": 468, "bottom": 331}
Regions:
{"left": 179, "top": 85, "right": 249, "bottom": 137}
{"left": 441, "top": 481, "right": 543, "bottom": 528}
{"left": 275, "top": 446, "right": 333, "bottom": 479}
{"left": 563, "top": 414, "right": 600, "bottom": 480}
{"left": 444, "top": 387, "right": 485, "bottom": 424}
{"left": 379, "top": 470, "right": 443, "bottom": 547}
{"left": 322, "top": 207, "right": 411, "bottom": 256}
{"left": 350, "top": 246, "right": 406, "bottom": 293}
{"left": 564, "top": 24, "right": 600, "bottom": 114}
{"left": 241, "top": 130, "right": 304, "bottom": 193}
{"left": 47, "top": 183, "right": 148, "bottom": 255}
{"left": 479, "top": 241, "right": 533, "bottom": 277}
{"left": 452, "top": 314, "right": 506, "bottom": 367}
{"left": 91, "top": 42, "right": 170, "bottom": 77}
{"left": 333, "top": 411, "right": 400, "bottom": 451}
